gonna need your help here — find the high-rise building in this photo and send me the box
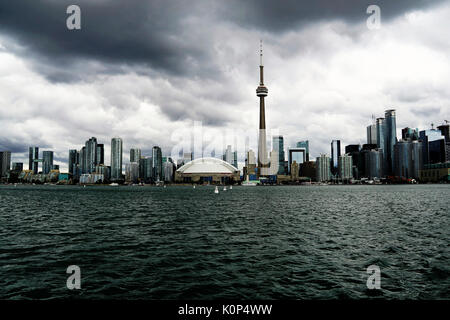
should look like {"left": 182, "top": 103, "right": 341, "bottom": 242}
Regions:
{"left": 402, "top": 127, "right": 419, "bottom": 141}
{"left": 375, "top": 118, "right": 385, "bottom": 174}
{"left": 393, "top": 141, "right": 412, "bottom": 179}
{"left": 437, "top": 124, "right": 450, "bottom": 162}
{"left": 143, "top": 157, "right": 153, "bottom": 183}
{"left": 338, "top": 154, "right": 353, "bottom": 180}
{"left": 330, "top": 140, "right": 341, "bottom": 176}
{"left": 247, "top": 150, "right": 256, "bottom": 166}
{"left": 365, "top": 149, "right": 384, "bottom": 179}
{"left": 394, "top": 140, "right": 423, "bottom": 180}
{"left": 419, "top": 129, "right": 446, "bottom": 165}
{"left": 125, "top": 162, "right": 139, "bottom": 183}
{"left": 138, "top": 156, "right": 145, "bottom": 181}
{"left": 111, "top": 137, "right": 123, "bottom": 181}
{"left": 245, "top": 149, "right": 257, "bottom": 177}
{"left": 79, "top": 146, "right": 86, "bottom": 174}
{"left": 29, "top": 147, "right": 39, "bottom": 174}
{"left": 232, "top": 150, "right": 238, "bottom": 169}
{"left": 130, "top": 148, "right": 141, "bottom": 163}
{"left": 223, "top": 145, "right": 232, "bottom": 164}
{"left": 384, "top": 109, "right": 397, "bottom": 175}
{"left": 152, "top": 146, "right": 163, "bottom": 182}
{"left": 411, "top": 141, "right": 423, "bottom": 179}
{"left": 345, "top": 144, "right": 360, "bottom": 154}
{"left": 256, "top": 41, "right": 269, "bottom": 177}
{"left": 296, "top": 141, "right": 309, "bottom": 162}
{"left": 85, "top": 137, "right": 97, "bottom": 174}
{"left": 358, "top": 144, "right": 383, "bottom": 179}
{"left": 367, "top": 124, "right": 377, "bottom": 145}
{"left": 269, "top": 150, "right": 279, "bottom": 176}
{"left": 42, "top": 151, "right": 54, "bottom": 174}
{"left": 96, "top": 144, "right": 104, "bottom": 165}
{"left": 0, "top": 151, "right": 11, "bottom": 178}
{"left": 290, "top": 160, "right": 299, "bottom": 180}
{"left": 68, "top": 149, "right": 78, "bottom": 176}
{"left": 437, "top": 124, "right": 450, "bottom": 142}
{"left": 95, "top": 164, "right": 110, "bottom": 181}
{"left": 345, "top": 144, "right": 361, "bottom": 179}
{"left": 163, "top": 158, "right": 175, "bottom": 182}
{"left": 273, "top": 136, "right": 285, "bottom": 174}
{"left": 316, "top": 154, "right": 331, "bottom": 182}
{"left": 183, "top": 152, "right": 193, "bottom": 164}
{"left": 11, "top": 162, "right": 23, "bottom": 172}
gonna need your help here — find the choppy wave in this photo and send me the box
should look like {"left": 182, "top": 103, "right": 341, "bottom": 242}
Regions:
{"left": 0, "top": 184, "right": 448, "bottom": 299}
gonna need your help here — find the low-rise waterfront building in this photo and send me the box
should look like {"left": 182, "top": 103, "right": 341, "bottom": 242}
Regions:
{"left": 419, "top": 162, "right": 450, "bottom": 183}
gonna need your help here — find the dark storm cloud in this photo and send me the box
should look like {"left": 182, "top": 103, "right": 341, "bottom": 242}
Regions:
{"left": 0, "top": 139, "right": 28, "bottom": 153}
{"left": 0, "top": 0, "right": 211, "bottom": 81}
{"left": 0, "top": 137, "right": 49, "bottom": 153}
{"left": 224, "top": 0, "right": 447, "bottom": 31}
{"left": 0, "top": 0, "right": 445, "bottom": 83}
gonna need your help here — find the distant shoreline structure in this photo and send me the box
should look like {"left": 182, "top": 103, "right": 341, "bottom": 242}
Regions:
{"left": 2, "top": 181, "right": 448, "bottom": 187}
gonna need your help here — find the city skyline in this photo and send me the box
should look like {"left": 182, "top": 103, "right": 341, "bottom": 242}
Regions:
{"left": 1, "top": 1, "right": 450, "bottom": 306}
{"left": 1, "top": 1, "right": 450, "bottom": 172}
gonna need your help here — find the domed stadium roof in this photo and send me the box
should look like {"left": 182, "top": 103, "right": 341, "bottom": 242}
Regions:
{"left": 177, "top": 157, "right": 239, "bottom": 174}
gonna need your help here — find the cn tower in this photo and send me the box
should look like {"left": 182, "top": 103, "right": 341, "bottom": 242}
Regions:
{"left": 256, "top": 40, "right": 268, "bottom": 177}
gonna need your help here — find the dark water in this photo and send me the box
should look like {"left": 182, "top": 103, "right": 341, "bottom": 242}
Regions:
{"left": 0, "top": 184, "right": 449, "bottom": 300}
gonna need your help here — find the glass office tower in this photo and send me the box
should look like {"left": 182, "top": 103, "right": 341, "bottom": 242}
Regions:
{"left": 85, "top": 137, "right": 97, "bottom": 174}
{"left": 96, "top": 144, "right": 104, "bottom": 166}
{"left": 384, "top": 109, "right": 397, "bottom": 176}
{"left": 68, "top": 149, "right": 78, "bottom": 176}
{"left": 338, "top": 154, "right": 353, "bottom": 180}
{"left": 0, "top": 151, "right": 11, "bottom": 178}
{"left": 110, "top": 137, "right": 123, "bottom": 181}
{"left": 316, "top": 154, "right": 331, "bottom": 182}
{"left": 367, "top": 124, "right": 377, "bottom": 145}
{"left": 273, "top": 136, "right": 285, "bottom": 174}
{"left": 29, "top": 147, "right": 39, "bottom": 174}
{"left": 130, "top": 148, "right": 141, "bottom": 163}
{"left": 330, "top": 140, "right": 341, "bottom": 176}
{"left": 42, "top": 151, "right": 54, "bottom": 174}
{"left": 394, "top": 140, "right": 423, "bottom": 179}
{"left": 376, "top": 118, "right": 385, "bottom": 175}
{"left": 419, "top": 129, "right": 446, "bottom": 165}
{"left": 152, "top": 146, "right": 163, "bottom": 182}
{"left": 79, "top": 146, "right": 87, "bottom": 174}
{"left": 144, "top": 157, "right": 153, "bottom": 183}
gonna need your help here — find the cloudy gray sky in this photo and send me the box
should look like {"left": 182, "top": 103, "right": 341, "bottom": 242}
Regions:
{"left": 1, "top": 0, "right": 449, "bottom": 171}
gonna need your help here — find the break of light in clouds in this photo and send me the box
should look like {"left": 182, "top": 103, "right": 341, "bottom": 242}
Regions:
{"left": 0, "top": 0, "right": 449, "bottom": 171}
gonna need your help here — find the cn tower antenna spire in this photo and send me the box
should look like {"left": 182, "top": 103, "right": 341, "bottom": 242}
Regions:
{"left": 260, "top": 39, "right": 263, "bottom": 66}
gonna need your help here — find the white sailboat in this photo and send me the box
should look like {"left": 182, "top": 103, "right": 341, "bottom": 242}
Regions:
{"left": 230, "top": 185, "right": 232, "bottom": 190}
{"left": 223, "top": 186, "right": 227, "bottom": 191}
{"left": 214, "top": 186, "right": 219, "bottom": 194}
